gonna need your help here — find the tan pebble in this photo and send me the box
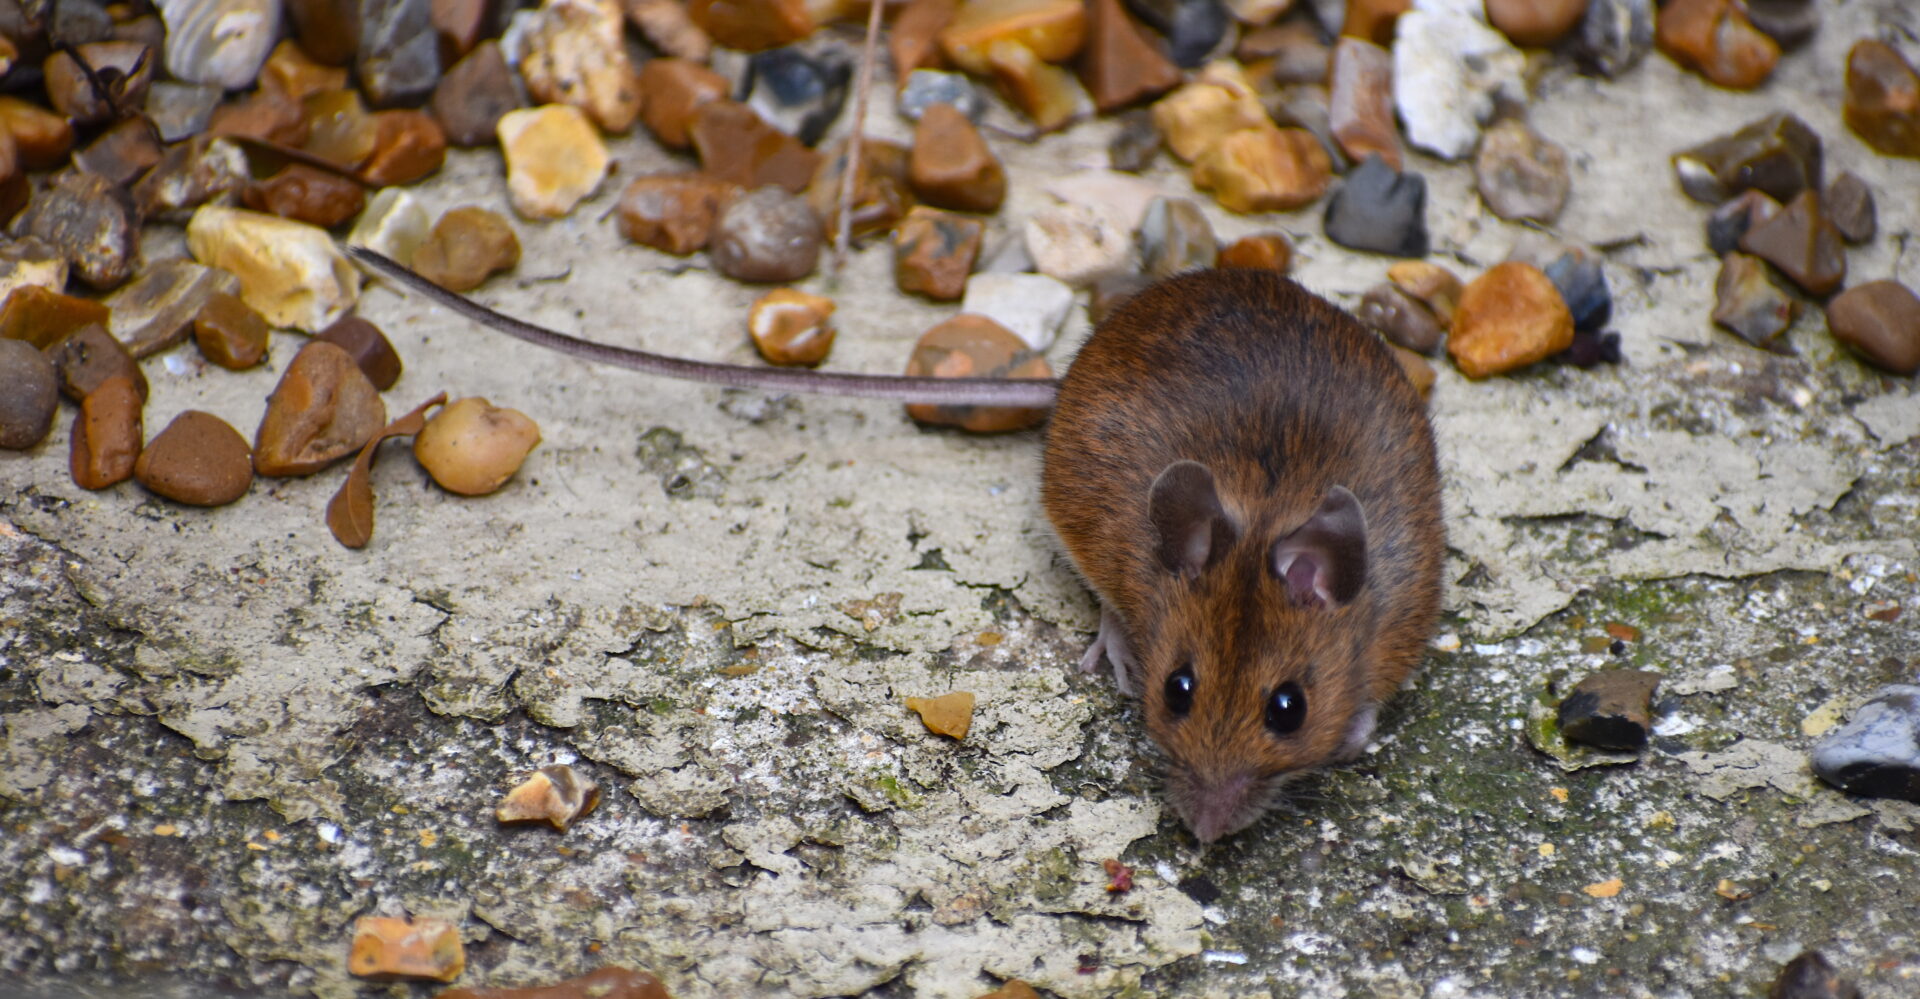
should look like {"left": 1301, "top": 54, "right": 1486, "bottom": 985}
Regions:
{"left": 411, "top": 207, "right": 521, "bottom": 292}
{"left": 748, "top": 289, "right": 836, "bottom": 367}
{"left": 413, "top": 397, "right": 541, "bottom": 496}
{"left": 1150, "top": 74, "right": 1270, "bottom": 163}
{"left": 909, "top": 103, "right": 1005, "bottom": 213}
{"left": 1387, "top": 261, "right": 1462, "bottom": 326}
{"left": 185, "top": 206, "right": 360, "bottom": 332}
{"left": 347, "top": 915, "right": 465, "bottom": 982}
{"left": 1191, "top": 126, "right": 1331, "bottom": 214}
{"left": 1447, "top": 261, "right": 1573, "bottom": 378}
{"left": 497, "top": 104, "right": 609, "bottom": 219}
{"left": 905, "top": 691, "right": 976, "bottom": 740}
{"left": 496, "top": 764, "right": 601, "bottom": 831}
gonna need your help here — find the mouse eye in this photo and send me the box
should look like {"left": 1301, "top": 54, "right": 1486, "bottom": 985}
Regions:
{"left": 1265, "top": 682, "right": 1306, "bottom": 736}
{"left": 1164, "top": 664, "right": 1196, "bottom": 718}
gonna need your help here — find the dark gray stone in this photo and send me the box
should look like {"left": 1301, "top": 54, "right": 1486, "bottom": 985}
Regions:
{"left": 358, "top": 0, "right": 440, "bottom": 108}
{"left": 1322, "top": 155, "right": 1428, "bottom": 258}
{"left": 1574, "top": 0, "right": 1653, "bottom": 78}
{"left": 1108, "top": 109, "right": 1160, "bottom": 173}
{"left": 1557, "top": 669, "right": 1660, "bottom": 751}
{"left": 1825, "top": 171, "right": 1875, "bottom": 245}
{"left": 898, "top": 69, "right": 983, "bottom": 122}
{"left": 1811, "top": 684, "right": 1920, "bottom": 802}
{"left": 1543, "top": 249, "right": 1611, "bottom": 333}
{"left": 1706, "top": 190, "right": 1782, "bottom": 256}
{"left": 1745, "top": 0, "right": 1817, "bottom": 50}
{"left": 744, "top": 45, "right": 852, "bottom": 147}
{"left": 1123, "top": 0, "right": 1228, "bottom": 68}
{"left": 1769, "top": 951, "right": 1860, "bottom": 999}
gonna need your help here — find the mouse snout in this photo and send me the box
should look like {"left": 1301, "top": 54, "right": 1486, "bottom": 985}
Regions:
{"left": 1172, "top": 768, "right": 1262, "bottom": 843}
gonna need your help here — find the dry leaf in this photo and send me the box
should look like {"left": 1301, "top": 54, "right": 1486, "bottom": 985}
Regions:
{"left": 328, "top": 392, "right": 447, "bottom": 548}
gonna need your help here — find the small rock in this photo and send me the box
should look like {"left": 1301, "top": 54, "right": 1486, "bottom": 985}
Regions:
{"left": 979, "top": 235, "right": 1036, "bottom": 274}
{"left": 245, "top": 164, "right": 368, "bottom": 228}
{"left": 1358, "top": 282, "right": 1443, "bottom": 353}
{"left": 905, "top": 691, "right": 976, "bottom": 739}
{"left": 1671, "top": 111, "right": 1822, "bottom": 205}
{"left": 893, "top": 206, "right": 985, "bottom": 301}
{"left": 133, "top": 410, "right": 254, "bottom": 506}
{"left": 1108, "top": 109, "right": 1161, "bottom": 172}
{"left": 496, "top": 764, "right": 600, "bottom": 830}
{"left": 438, "top": 967, "right": 671, "bottom": 999}
{"left": 1485, "top": 0, "right": 1585, "bottom": 47}
{"left": 16, "top": 170, "right": 138, "bottom": 291}
{"left": 1738, "top": 190, "right": 1846, "bottom": 297}
{"left": 413, "top": 206, "right": 520, "bottom": 291}
{"left": 0, "top": 240, "right": 69, "bottom": 310}
{"left": 359, "top": 0, "right": 443, "bottom": 107}
{"left": 983, "top": 41, "right": 1087, "bottom": 132}
{"left": 134, "top": 137, "right": 250, "bottom": 221}
{"left": 1711, "top": 252, "right": 1795, "bottom": 348}
{"left": 747, "top": 288, "right": 836, "bottom": 366}
{"left": 1323, "top": 155, "right": 1427, "bottom": 257}
{"left": 1826, "top": 280, "right": 1920, "bottom": 375}
{"left": 939, "top": 0, "right": 1087, "bottom": 74}
{"left": 744, "top": 44, "right": 853, "bottom": 147}
{"left": 255, "top": 341, "right": 388, "bottom": 477}
{"left": 209, "top": 89, "right": 312, "bottom": 147}
{"left": 362, "top": 110, "right": 447, "bottom": 186}
{"left": 1213, "top": 233, "right": 1289, "bottom": 272}
{"left": 1823, "top": 172, "right": 1875, "bottom": 245}
{"left": 1705, "top": 190, "right": 1782, "bottom": 256}
{"left": 0, "top": 339, "right": 57, "bottom": 449}
{"left": 318, "top": 316, "right": 403, "bottom": 390}
{"left": 507, "top": 0, "right": 640, "bottom": 133}
{"left": 1474, "top": 118, "right": 1569, "bottom": 224}
{"left": 904, "top": 315, "right": 1052, "bottom": 433}
{"left": 105, "top": 258, "right": 242, "bottom": 359}
{"left": 348, "top": 916, "right": 465, "bottom": 982}
{"left": 959, "top": 272, "right": 1075, "bottom": 351}
{"left": 1769, "top": 951, "right": 1861, "bottom": 999}
{"left": 1743, "top": 0, "right": 1817, "bottom": 50}
{"left": 1559, "top": 328, "right": 1622, "bottom": 367}
{"left": 48, "top": 323, "right": 147, "bottom": 401}
{"left": 690, "top": 100, "right": 822, "bottom": 195}
{"left": 1138, "top": 196, "right": 1216, "bottom": 279}
{"left": 1195, "top": 126, "right": 1332, "bottom": 214}
{"left": 686, "top": 0, "right": 811, "bottom": 51}
{"left": 1123, "top": 0, "right": 1228, "bottom": 66}
{"left": 1654, "top": 0, "right": 1778, "bottom": 90}
{"left": 45, "top": 40, "right": 156, "bottom": 126}
{"left": 0, "top": 285, "right": 112, "bottom": 350}
{"left": 1390, "top": 344, "right": 1436, "bottom": 397}
{"left": 1392, "top": 8, "right": 1525, "bottom": 160}
{"left": 187, "top": 206, "right": 360, "bottom": 331}
{"left": 1081, "top": 0, "right": 1182, "bottom": 113}
{"left": 1223, "top": 0, "right": 1290, "bottom": 25}
{"left": 636, "top": 57, "right": 729, "bottom": 150}
{"left": 898, "top": 69, "right": 983, "bottom": 122}
{"left": 260, "top": 38, "right": 349, "bottom": 99}
{"left": 347, "top": 188, "right": 432, "bottom": 267}
{"left": 1024, "top": 203, "right": 1131, "bottom": 287}
{"left": 286, "top": 0, "right": 361, "bottom": 66}
{"left": 303, "top": 88, "right": 380, "bottom": 168}
{"left": 1328, "top": 37, "right": 1399, "bottom": 170}
{"left": 1341, "top": 0, "right": 1408, "bottom": 45}
{"left": 193, "top": 292, "right": 273, "bottom": 370}
{"left": 1089, "top": 272, "right": 1154, "bottom": 324}
{"left": 70, "top": 375, "right": 142, "bottom": 490}
{"left": 1810, "top": 684, "right": 1920, "bottom": 802}
{"left": 1447, "top": 261, "right": 1573, "bottom": 378}
{"left": 0, "top": 97, "right": 76, "bottom": 171}
{"left": 498, "top": 104, "right": 609, "bottom": 219}
{"left": 892, "top": 0, "right": 957, "bottom": 83}
{"left": 431, "top": 41, "right": 524, "bottom": 147}
{"left": 1557, "top": 669, "right": 1660, "bottom": 751}
{"left": 144, "top": 82, "right": 225, "bottom": 143}
{"left": 625, "top": 0, "right": 712, "bottom": 61}
{"left": 1387, "top": 260, "right": 1462, "bottom": 325}
{"left": 50, "top": 0, "right": 114, "bottom": 45}
{"left": 806, "top": 138, "right": 913, "bottom": 241}
{"left": 1240, "top": 21, "right": 1329, "bottom": 84}
{"left": 1150, "top": 73, "right": 1270, "bottom": 163}
{"left": 1843, "top": 40, "right": 1920, "bottom": 159}
{"left": 414, "top": 396, "right": 541, "bottom": 494}
{"left": 1541, "top": 248, "right": 1610, "bottom": 333}
{"left": 73, "top": 118, "right": 166, "bottom": 187}
{"left": 1573, "top": 0, "right": 1653, "bottom": 77}
{"left": 709, "top": 187, "right": 823, "bottom": 283}
{"left": 432, "top": 0, "right": 489, "bottom": 58}
{"left": 158, "top": 0, "right": 279, "bottom": 90}
{"left": 909, "top": 103, "right": 1006, "bottom": 212}
{"left": 616, "top": 173, "right": 740, "bottom": 255}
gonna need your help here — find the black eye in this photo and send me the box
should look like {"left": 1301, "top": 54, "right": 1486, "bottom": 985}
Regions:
{"left": 1265, "top": 682, "right": 1306, "bottom": 736}
{"left": 1164, "top": 664, "right": 1196, "bottom": 718}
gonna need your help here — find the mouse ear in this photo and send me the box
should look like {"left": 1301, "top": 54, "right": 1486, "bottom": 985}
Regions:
{"left": 1148, "top": 460, "right": 1238, "bottom": 579}
{"left": 1270, "top": 486, "right": 1368, "bottom": 609}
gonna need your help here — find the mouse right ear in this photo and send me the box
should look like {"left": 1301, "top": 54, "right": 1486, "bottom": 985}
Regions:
{"left": 1271, "top": 486, "right": 1369, "bottom": 609}
{"left": 1148, "top": 461, "right": 1238, "bottom": 579}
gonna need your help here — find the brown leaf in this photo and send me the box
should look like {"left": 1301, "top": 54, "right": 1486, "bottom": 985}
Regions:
{"left": 327, "top": 392, "right": 447, "bottom": 548}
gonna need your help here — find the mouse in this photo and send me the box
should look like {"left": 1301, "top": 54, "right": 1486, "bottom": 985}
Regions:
{"left": 350, "top": 249, "right": 1445, "bottom": 843}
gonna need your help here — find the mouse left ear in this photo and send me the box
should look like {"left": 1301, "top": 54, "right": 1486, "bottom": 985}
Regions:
{"left": 1271, "top": 486, "right": 1368, "bottom": 609}
{"left": 1148, "top": 460, "right": 1238, "bottom": 579}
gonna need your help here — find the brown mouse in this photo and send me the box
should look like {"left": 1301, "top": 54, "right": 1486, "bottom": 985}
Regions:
{"left": 351, "top": 250, "right": 1444, "bottom": 843}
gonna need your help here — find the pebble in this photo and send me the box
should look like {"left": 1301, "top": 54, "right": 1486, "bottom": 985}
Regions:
{"left": 1823, "top": 172, "right": 1875, "bottom": 245}
{"left": 194, "top": 292, "right": 272, "bottom": 370}
{"left": 807, "top": 138, "right": 913, "bottom": 241}
{"left": 1138, "top": 196, "right": 1216, "bottom": 279}
{"left": 1082, "top": 0, "right": 1182, "bottom": 113}
{"left": 1089, "top": 272, "right": 1154, "bottom": 324}
{"left": 45, "top": 40, "right": 155, "bottom": 125}
{"left": 1150, "top": 73, "right": 1270, "bottom": 163}
{"left": 690, "top": 100, "right": 822, "bottom": 195}
{"left": 70, "top": 375, "right": 142, "bottom": 490}
{"left": 893, "top": 206, "right": 985, "bottom": 301}
{"left": 432, "top": 41, "right": 524, "bottom": 147}
{"left": 747, "top": 288, "right": 837, "bottom": 366}
{"left": 1242, "top": 22, "right": 1329, "bottom": 85}
{"left": 188, "top": 206, "right": 360, "bottom": 331}
{"left": 1323, "top": 155, "right": 1428, "bottom": 257}
{"left": 158, "top": 0, "right": 279, "bottom": 91}
{"left": 144, "top": 82, "right": 224, "bottom": 143}
{"left": 495, "top": 765, "right": 600, "bottom": 831}
{"left": 1573, "top": 0, "right": 1652, "bottom": 76}
{"left": 1737, "top": 190, "right": 1846, "bottom": 297}
{"left": 1024, "top": 202, "right": 1131, "bottom": 287}
{"left": 438, "top": 968, "right": 670, "bottom": 999}
{"left": 744, "top": 44, "right": 853, "bottom": 146}
{"left": 284, "top": 0, "right": 359, "bottom": 66}
{"left": 245, "top": 164, "right": 368, "bottom": 228}
{"left": 1557, "top": 669, "right": 1659, "bottom": 751}
{"left": 508, "top": 0, "right": 640, "bottom": 133}
{"left": 0, "top": 97, "right": 76, "bottom": 170}
{"left": 1123, "top": 0, "right": 1228, "bottom": 66}
{"left": 413, "top": 206, "right": 521, "bottom": 291}
{"left": 1559, "top": 328, "right": 1622, "bottom": 367}
{"left": 347, "top": 188, "right": 431, "bottom": 266}
{"left": 709, "top": 187, "right": 823, "bottom": 283}
{"left": 303, "top": 89, "right": 380, "bottom": 168}
{"left": 1475, "top": 118, "right": 1569, "bottom": 224}
{"left": 318, "top": 316, "right": 404, "bottom": 390}
{"left": 1218, "top": 233, "right": 1292, "bottom": 272}
{"left": 686, "top": 0, "right": 811, "bottom": 51}
{"left": 939, "top": 0, "right": 1086, "bottom": 74}
{"left": 1358, "top": 282, "right": 1444, "bottom": 353}
{"left": 498, "top": 104, "right": 609, "bottom": 218}
{"left": 1671, "top": 112, "right": 1822, "bottom": 206}
{"left": 1843, "top": 41, "right": 1920, "bottom": 159}
{"left": 105, "top": 258, "right": 241, "bottom": 359}
{"left": 0, "top": 339, "right": 58, "bottom": 449}
{"left": 134, "top": 410, "right": 255, "bottom": 506}
{"left": 261, "top": 38, "right": 349, "bottom": 99}
{"left": 909, "top": 103, "right": 1006, "bottom": 213}
{"left": 1541, "top": 249, "right": 1610, "bottom": 333}
{"left": 1392, "top": 8, "right": 1524, "bottom": 160}
{"left": 16, "top": 170, "right": 137, "bottom": 291}
{"left": 958, "top": 272, "right": 1074, "bottom": 351}
{"left": 904, "top": 315, "right": 1052, "bottom": 433}
{"left": 255, "top": 340, "right": 388, "bottom": 477}
{"left": 413, "top": 396, "right": 541, "bottom": 495}
{"left": 0, "top": 239, "right": 70, "bottom": 307}
{"left": 1391, "top": 344, "right": 1437, "bottom": 397}
{"left": 0, "top": 287, "right": 110, "bottom": 359}
{"left": 897, "top": 69, "right": 984, "bottom": 122}
{"left": 74, "top": 118, "right": 166, "bottom": 187}
{"left": 209, "top": 89, "right": 311, "bottom": 146}
{"left": 1711, "top": 252, "right": 1794, "bottom": 348}
{"left": 49, "top": 323, "right": 147, "bottom": 401}
{"left": 134, "top": 137, "right": 249, "bottom": 222}
{"left": 1826, "top": 280, "right": 1920, "bottom": 375}
{"left": 362, "top": 110, "right": 447, "bottom": 186}
{"left": 1485, "top": 0, "right": 1585, "bottom": 46}
{"left": 1194, "top": 126, "right": 1332, "bottom": 214}
{"left": 891, "top": 0, "right": 956, "bottom": 84}
{"left": 1654, "top": 0, "right": 1777, "bottom": 90}
{"left": 432, "top": 0, "right": 489, "bottom": 59}
{"left": 1768, "top": 951, "right": 1859, "bottom": 999}
{"left": 637, "top": 58, "right": 730, "bottom": 149}
{"left": 1387, "top": 260, "right": 1462, "bottom": 325}
{"left": 1341, "top": 0, "right": 1408, "bottom": 45}
{"left": 905, "top": 691, "right": 976, "bottom": 740}
{"left": 1810, "top": 684, "right": 1920, "bottom": 802}
{"left": 348, "top": 916, "right": 465, "bottom": 983}
{"left": 616, "top": 173, "right": 740, "bottom": 255}
{"left": 1744, "top": 0, "right": 1817, "bottom": 50}
{"left": 1224, "top": 0, "right": 1289, "bottom": 25}
{"left": 359, "top": 0, "right": 443, "bottom": 107}
{"left": 50, "top": 0, "right": 113, "bottom": 45}
{"left": 1328, "top": 37, "right": 1399, "bottom": 170}
{"left": 1108, "top": 108, "right": 1161, "bottom": 172}
{"left": 982, "top": 39, "right": 1086, "bottom": 132}
{"left": 1447, "top": 261, "right": 1574, "bottom": 377}
{"left": 1706, "top": 190, "right": 1781, "bottom": 257}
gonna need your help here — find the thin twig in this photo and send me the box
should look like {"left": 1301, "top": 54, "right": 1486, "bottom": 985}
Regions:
{"left": 834, "top": 0, "right": 886, "bottom": 273}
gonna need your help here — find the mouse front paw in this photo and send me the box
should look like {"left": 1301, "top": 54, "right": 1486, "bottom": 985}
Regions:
{"left": 1077, "top": 607, "right": 1137, "bottom": 697}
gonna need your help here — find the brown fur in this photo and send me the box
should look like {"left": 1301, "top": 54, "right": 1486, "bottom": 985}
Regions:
{"left": 1042, "top": 269, "right": 1445, "bottom": 839}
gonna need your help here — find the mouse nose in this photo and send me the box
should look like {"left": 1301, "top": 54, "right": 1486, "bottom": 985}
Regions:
{"left": 1180, "top": 771, "right": 1257, "bottom": 843}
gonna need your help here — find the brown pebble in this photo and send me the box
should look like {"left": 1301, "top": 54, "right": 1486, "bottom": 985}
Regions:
{"left": 287, "top": 0, "right": 360, "bottom": 66}
{"left": 1328, "top": 37, "right": 1399, "bottom": 171}
{"left": 1824, "top": 172, "right": 1875, "bottom": 245}
{"left": 892, "top": 0, "right": 957, "bottom": 81}
{"left": 1558, "top": 669, "right": 1660, "bottom": 750}
{"left": 432, "top": 0, "right": 489, "bottom": 61}
{"left": 244, "top": 164, "right": 368, "bottom": 228}
{"left": 413, "top": 396, "right": 541, "bottom": 496}
{"left": 361, "top": 110, "right": 447, "bottom": 187}
{"left": 1242, "top": 21, "right": 1329, "bottom": 85}
{"left": 748, "top": 288, "right": 836, "bottom": 366}
{"left": 1672, "top": 112, "right": 1821, "bottom": 206}
{"left": 15, "top": 170, "right": 138, "bottom": 290}
{"left": 1358, "top": 282, "right": 1444, "bottom": 354}
{"left": 628, "top": 0, "right": 712, "bottom": 62}
{"left": 940, "top": 0, "right": 1086, "bottom": 73}
{"left": 431, "top": 41, "right": 524, "bottom": 147}
{"left": 1078, "top": 0, "right": 1180, "bottom": 113}
{"left": 904, "top": 314, "right": 1052, "bottom": 433}
{"left": 347, "top": 916, "right": 465, "bottom": 983}
{"left": 207, "top": 89, "right": 311, "bottom": 147}
{"left": 193, "top": 292, "right": 272, "bottom": 370}
{"left": 689, "top": 100, "right": 821, "bottom": 196}
{"left": 1711, "top": 252, "right": 1795, "bottom": 347}
{"left": 73, "top": 117, "right": 165, "bottom": 186}
{"left": 1768, "top": 951, "right": 1860, "bottom": 999}
{"left": 686, "top": 0, "right": 812, "bottom": 51}
{"left": 70, "top": 375, "right": 142, "bottom": 490}
{"left": 134, "top": 410, "right": 254, "bottom": 506}
{"left": 0, "top": 284, "right": 112, "bottom": 350}
{"left": 1474, "top": 118, "right": 1569, "bottom": 224}
{"left": 134, "top": 136, "right": 250, "bottom": 221}
{"left": 988, "top": 41, "right": 1085, "bottom": 132}
{"left": 909, "top": 103, "right": 1006, "bottom": 213}
{"left": 259, "top": 38, "right": 348, "bottom": 99}
{"left": 1655, "top": 0, "right": 1778, "bottom": 90}
{"left": 893, "top": 206, "right": 985, "bottom": 301}
{"left": 807, "top": 138, "right": 914, "bottom": 241}
{"left": 1484, "top": 0, "right": 1587, "bottom": 47}
{"left": 1827, "top": 280, "right": 1920, "bottom": 375}
{"left": 437, "top": 967, "right": 670, "bottom": 999}
{"left": 1390, "top": 344, "right": 1436, "bottom": 398}
{"left": 303, "top": 89, "right": 380, "bottom": 170}
{"left": 1218, "top": 233, "right": 1293, "bottom": 273}
{"left": 1843, "top": 40, "right": 1920, "bottom": 158}
{"left": 1192, "top": 127, "right": 1331, "bottom": 214}
{"left": 708, "top": 187, "right": 823, "bottom": 283}
{"left": 0, "top": 96, "right": 76, "bottom": 170}
{"left": 905, "top": 691, "right": 975, "bottom": 739}
{"left": 1342, "top": 0, "right": 1410, "bottom": 45}
{"left": 1738, "top": 190, "right": 1846, "bottom": 297}
{"left": 1447, "top": 261, "right": 1574, "bottom": 378}
{"left": 637, "top": 57, "right": 730, "bottom": 150}
{"left": 47, "top": 322, "right": 147, "bottom": 401}
{"left": 254, "top": 340, "right": 388, "bottom": 477}
{"left": 1152, "top": 74, "right": 1271, "bottom": 163}
{"left": 0, "top": 338, "right": 58, "bottom": 449}
{"left": 412, "top": 206, "right": 521, "bottom": 292}
{"left": 616, "top": 172, "right": 740, "bottom": 255}
{"left": 1706, "top": 189, "right": 1782, "bottom": 256}
{"left": 1387, "top": 261, "right": 1463, "bottom": 326}
{"left": 317, "top": 315, "right": 403, "bottom": 390}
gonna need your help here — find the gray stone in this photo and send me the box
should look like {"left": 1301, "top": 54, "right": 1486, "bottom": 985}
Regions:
{"left": 898, "top": 70, "right": 984, "bottom": 122}
{"left": 1825, "top": 171, "right": 1875, "bottom": 244}
{"left": 1474, "top": 119, "right": 1570, "bottom": 224}
{"left": 1108, "top": 109, "right": 1160, "bottom": 173}
{"left": 1711, "top": 252, "right": 1795, "bottom": 347}
{"left": 1811, "top": 684, "right": 1920, "bottom": 802}
{"left": 744, "top": 44, "right": 853, "bottom": 147}
{"left": 0, "top": 338, "right": 58, "bottom": 450}
{"left": 1124, "top": 0, "right": 1229, "bottom": 68}
{"left": 1542, "top": 249, "right": 1610, "bottom": 333}
{"left": 358, "top": 0, "right": 441, "bottom": 107}
{"left": 1323, "top": 155, "right": 1429, "bottom": 257}
{"left": 1573, "top": 0, "right": 1652, "bottom": 78}
{"left": 158, "top": 0, "right": 280, "bottom": 90}
{"left": 1745, "top": 0, "right": 1818, "bottom": 50}
{"left": 15, "top": 170, "right": 139, "bottom": 291}
{"left": 1706, "top": 190, "right": 1782, "bottom": 256}
{"left": 958, "top": 272, "right": 1074, "bottom": 351}
{"left": 1357, "top": 282, "right": 1444, "bottom": 354}
{"left": 145, "top": 82, "right": 223, "bottom": 143}
{"left": 1392, "top": 8, "right": 1525, "bottom": 160}
{"left": 709, "top": 187, "right": 823, "bottom": 283}
{"left": 1138, "top": 196, "right": 1216, "bottom": 279}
